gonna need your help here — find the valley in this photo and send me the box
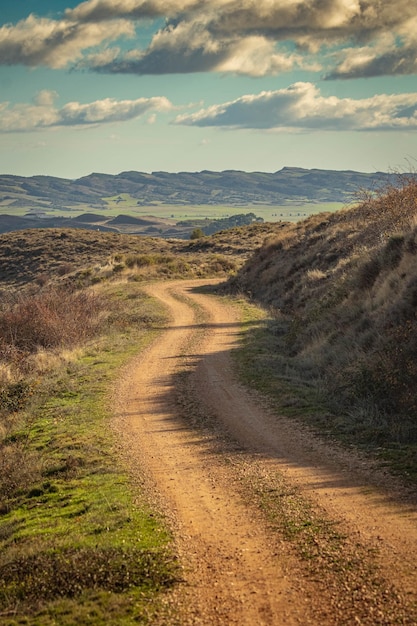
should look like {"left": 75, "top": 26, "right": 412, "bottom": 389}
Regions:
{"left": 1, "top": 175, "right": 417, "bottom": 624}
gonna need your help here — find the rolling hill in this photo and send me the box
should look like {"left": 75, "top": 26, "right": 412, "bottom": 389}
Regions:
{"left": 0, "top": 167, "right": 398, "bottom": 210}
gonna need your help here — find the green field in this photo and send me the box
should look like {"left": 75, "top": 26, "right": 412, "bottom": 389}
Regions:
{"left": 0, "top": 193, "right": 346, "bottom": 224}
{"left": 102, "top": 194, "right": 345, "bottom": 222}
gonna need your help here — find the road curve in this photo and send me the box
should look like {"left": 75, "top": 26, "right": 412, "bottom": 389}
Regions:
{"left": 113, "top": 279, "right": 417, "bottom": 625}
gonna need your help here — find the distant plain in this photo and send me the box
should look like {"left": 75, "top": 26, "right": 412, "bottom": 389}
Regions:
{"left": 0, "top": 194, "right": 345, "bottom": 223}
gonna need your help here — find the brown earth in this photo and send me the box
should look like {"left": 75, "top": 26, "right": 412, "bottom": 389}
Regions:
{"left": 113, "top": 279, "right": 417, "bottom": 625}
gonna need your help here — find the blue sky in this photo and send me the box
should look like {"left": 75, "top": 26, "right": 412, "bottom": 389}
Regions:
{"left": 0, "top": 0, "right": 416, "bottom": 178}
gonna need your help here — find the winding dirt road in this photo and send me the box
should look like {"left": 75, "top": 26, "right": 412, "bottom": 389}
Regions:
{"left": 113, "top": 279, "right": 417, "bottom": 625}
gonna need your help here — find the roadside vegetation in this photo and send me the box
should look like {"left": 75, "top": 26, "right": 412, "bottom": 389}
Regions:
{"left": 227, "top": 176, "right": 417, "bottom": 480}
{"left": 0, "top": 279, "right": 179, "bottom": 624}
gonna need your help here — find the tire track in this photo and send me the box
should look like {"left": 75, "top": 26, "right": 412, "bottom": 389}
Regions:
{"left": 113, "top": 279, "right": 417, "bottom": 625}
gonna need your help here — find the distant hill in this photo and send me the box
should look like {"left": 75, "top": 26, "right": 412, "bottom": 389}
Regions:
{"left": 0, "top": 222, "right": 278, "bottom": 289}
{"left": 0, "top": 211, "right": 263, "bottom": 239}
{"left": 0, "top": 214, "right": 118, "bottom": 235}
{"left": 0, "top": 167, "right": 399, "bottom": 210}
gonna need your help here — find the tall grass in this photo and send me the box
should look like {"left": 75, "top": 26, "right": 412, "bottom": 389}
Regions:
{"left": 228, "top": 177, "right": 417, "bottom": 468}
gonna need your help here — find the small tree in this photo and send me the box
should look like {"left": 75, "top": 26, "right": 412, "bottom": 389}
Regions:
{"left": 190, "top": 228, "right": 204, "bottom": 240}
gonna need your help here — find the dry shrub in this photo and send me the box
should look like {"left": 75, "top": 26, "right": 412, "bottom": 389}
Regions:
{"left": 306, "top": 269, "right": 327, "bottom": 281}
{"left": 0, "top": 442, "right": 42, "bottom": 501}
{"left": 56, "top": 262, "right": 74, "bottom": 276}
{"left": 0, "top": 363, "right": 13, "bottom": 386}
{"left": 207, "top": 254, "right": 237, "bottom": 274}
{"left": 0, "top": 380, "right": 34, "bottom": 414}
{"left": 0, "top": 287, "right": 105, "bottom": 354}
{"left": 356, "top": 256, "right": 382, "bottom": 290}
{"left": 123, "top": 253, "right": 173, "bottom": 268}
{"left": 24, "top": 347, "right": 82, "bottom": 375}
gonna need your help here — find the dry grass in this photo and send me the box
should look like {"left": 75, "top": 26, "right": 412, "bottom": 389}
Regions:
{"left": 0, "top": 222, "right": 278, "bottom": 291}
{"left": 227, "top": 177, "right": 417, "bottom": 457}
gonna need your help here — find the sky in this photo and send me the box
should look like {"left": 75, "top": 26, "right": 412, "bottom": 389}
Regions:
{"left": 0, "top": 0, "right": 416, "bottom": 179}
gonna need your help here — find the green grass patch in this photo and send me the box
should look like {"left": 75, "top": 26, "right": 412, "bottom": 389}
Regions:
{"left": 0, "top": 283, "right": 178, "bottom": 624}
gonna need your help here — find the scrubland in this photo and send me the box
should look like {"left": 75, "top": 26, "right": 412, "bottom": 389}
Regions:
{"left": 1, "top": 176, "right": 417, "bottom": 622}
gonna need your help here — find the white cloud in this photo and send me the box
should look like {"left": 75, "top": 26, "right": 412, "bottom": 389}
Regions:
{"left": 174, "top": 82, "right": 417, "bottom": 131}
{"left": 78, "top": 0, "right": 417, "bottom": 78}
{"left": 66, "top": 0, "right": 201, "bottom": 22}
{"left": 0, "top": 93, "right": 173, "bottom": 132}
{"left": 0, "top": 14, "right": 134, "bottom": 68}
{"left": 0, "top": 1, "right": 416, "bottom": 77}
{"left": 214, "top": 36, "right": 308, "bottom": 77}
{"left": 34, "top": 90, "right": 59, "bottom": 107}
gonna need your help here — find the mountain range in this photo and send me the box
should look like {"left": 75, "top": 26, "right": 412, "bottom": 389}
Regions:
{"left": 0, "top": 167, "right": 399, "bottom": 210}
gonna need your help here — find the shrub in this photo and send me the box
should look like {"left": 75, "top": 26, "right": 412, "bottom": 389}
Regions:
{"left": 0, "top": 442, "right": 42, "bottom": 501}
{"left": 0, "top": 547, "right": 176, "bottom": 607}
{"left": 190, "top": 228, "right": 205, "bottom": 240}
{"left": 0, "top": 380, "right": 34, "bottom": 414}
{"left": 0, "top": 287, "right": 105, "bottom": 354}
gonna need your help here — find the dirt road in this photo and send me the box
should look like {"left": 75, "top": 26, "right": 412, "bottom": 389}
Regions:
{"left": 113, "top": 279, "right": 417, "bottom": 625}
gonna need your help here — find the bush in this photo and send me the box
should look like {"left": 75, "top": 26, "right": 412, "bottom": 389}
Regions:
{"left": 0, "top": 380, "right": 34, "bottom": 414}
{"left": 0, "top": 287, "right": 105, "bottom": 354}
{"left": 0, "top": 442, "right": 42, "bottom": 501}
{"left": 190, "top": 228, "right": 204, "bottom": 240}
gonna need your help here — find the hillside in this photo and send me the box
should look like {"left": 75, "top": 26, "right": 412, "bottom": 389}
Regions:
{"left": 0, "top": 222, "right": 279, "bottom": 289}
{"left": 226, "top": 176, "right": 417, "bottom": 466}
{"left": 0, "top": 167, "right": 398, "bottom": 210}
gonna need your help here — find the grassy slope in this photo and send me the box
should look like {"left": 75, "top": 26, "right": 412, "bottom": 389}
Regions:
{"left": 0, "top": 223, "right": 279, "bottom": 290}
{"left": 226, "top": 177, "right": 417, "bottom": 480}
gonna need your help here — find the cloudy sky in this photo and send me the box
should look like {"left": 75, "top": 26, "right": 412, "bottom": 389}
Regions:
{"left": 1, "top": 0, "right": 416, "bottom": 178}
